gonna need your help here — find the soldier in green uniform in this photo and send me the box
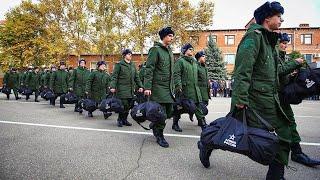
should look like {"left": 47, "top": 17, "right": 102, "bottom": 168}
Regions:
{"left": 68, "top": 67, "right": 74, "bottom": 80}
{"left": 49, "top": 62, "right": 69, "bottom": 108}
{"left": 195, "top": 51, "right": 211, "bottom": 105}
{"left": 3, "top": 67, "right": 21, "bottom": 100}
{"left": 21, "top": 66, "right": 33, "bottom": 88}
{"left": 138, "top": 62, "right": 146, "bottom": 84}
{"left": 25, "top": 66, "right": 41, "bottom": 102}
{"left": 198, "top": 2, "right": 292, "bottom": 179}
{"left": 85, "top": 61, "right": 111, "bottom": 118}
{"left": 144, "top": 27, "right": 175, "bottom": 148}
{"left": 277, "top": 33, "right": 320, "bottom": 167}
{"left": 110, "top": 49, "right": 144, "bottom": 127}
{"left": 69, "top": 59, "right": 90, "bottom": 113}
{"left": 173, "top": 44, "right": 206, "bottom": 132}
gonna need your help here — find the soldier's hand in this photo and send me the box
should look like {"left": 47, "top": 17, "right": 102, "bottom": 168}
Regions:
{"left": 110, "top": 88, "right": 116, "bottom": 93}
{"left": 236, "top": 104, "right": 245, "bottom": 109}
{"left": 295, "top": 58, "right": 304, "bottom": 64}
{"left": 85, "top": 91, "right": 89, "bottom": 95}
{"left": 138, "top": 88, "right": 143, "bottom": 93}
{"left": 69, "top": 88, "right": 73, "bottom": 91}
{"left": 144, "top": 90, "right": 151, "bottom": 96}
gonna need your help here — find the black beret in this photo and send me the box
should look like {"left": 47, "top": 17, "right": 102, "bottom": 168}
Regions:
{"left": 159, "top": 27, "right": 175, "bottom": 40}
{"left": 181, "top": 43, "right": 193, "bottom": 54}
{"left": 195, "top": 51, "right": 206, "bottom": 60}
{"left": 254, "top": 1, "right": 284, "bottom": 25}
{"left": 78, "top": 58, "right": 86, "bottom": 64}
{"left": 97, "top": 61, "right": 106, "bottom": 67}
{"left": 279, "top": 33, "right": 290, "bottom": 42}
{"left": 122, "top": 49, "right": 132, "bottom": 56}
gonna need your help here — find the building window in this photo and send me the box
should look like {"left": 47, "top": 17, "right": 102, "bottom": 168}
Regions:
{"left": 224, "top": 54, "right": 236, "bottom": 64}
{"left": 190, "top": 36, "right": 200, "bottom": 45}
{"left": 304, "top": 54, "right": 313, "bottom": 64}
{"left": 90, "top": 61, "right": 97, "bottom": 71}
{"left": 301, "top": 34, "right": 312, "bottom": 45}
{"left": 207, "top": 35, "right": 217, "bottom": 43}
{"left": 287, "top": 34, "right": 293, "bottom": 45}
{"left": 225, "top": 35, "right": 235, "bottom": 45}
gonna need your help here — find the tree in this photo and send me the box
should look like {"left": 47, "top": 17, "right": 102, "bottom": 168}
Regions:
{"left": 205, "top": 34, "right": 227, "bottom": 80}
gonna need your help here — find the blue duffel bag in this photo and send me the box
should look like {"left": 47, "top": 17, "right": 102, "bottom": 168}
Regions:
{"left": 200, "top": 107, "right": 279, "bottom": 165}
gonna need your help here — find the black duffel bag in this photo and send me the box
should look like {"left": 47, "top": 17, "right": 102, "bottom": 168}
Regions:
{"left": 80, "top": 98, "right": 97, "bottom": 112}
{"left": 22, "top": 87, "right": 33, "bottom": 96}
{"left": 41, "top": 89, "right": 55, "bottom": 100}
{"left": 99, "top": 97, "right": 124, "bottom": 113}
{"left": 200, "top": 107, "right": 279, "bottom": 165}
{"left": 130, "top": 101, "right": 166, "bottom": 130}
{"left": 282, "top": 67, "right": 320, "bottom": 104}
{"left": 1, "top": 86, "right": 11, "bottom": 95}
{"left": 173, "top": 97, "right": 196, "bottom": 121}
{"left": 62, "top": 92, "right": 78, "bottom": 104}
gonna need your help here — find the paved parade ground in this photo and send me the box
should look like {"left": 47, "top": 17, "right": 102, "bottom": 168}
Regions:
{"left": 0, "top": 94, "right": 319, "bottom": 179}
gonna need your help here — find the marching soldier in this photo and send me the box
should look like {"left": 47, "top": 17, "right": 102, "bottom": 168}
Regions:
{"left": 3, "top": 67, "right": 21, "bottom": 100}
{"left": 69, "top": 59, "right": 90, "bottom": 113}
{"left": 195, "top": 51, "right": 211, "bottom": 106}
{"left": 277, "top": 33, "right": 320, "bottom": 167}
{"left": 144, "top": 27, "right": 175, "bottom": 148}
{"left": 49, "top": 62, "right": 69, "bottom": 108}
{"left": 197, "top": 2, "right": 292, "bottom": 179}
{"left": 110, "top": 49, "right": 143, "bottom": 127}
{"left": 85, "top": 61, "right": 111, "bottom": 118}
{"left": 173, "top": 43, "right": 206, "bottom": 132}
{"left": 25, "top": 66, "right": 41, "bottom": 102}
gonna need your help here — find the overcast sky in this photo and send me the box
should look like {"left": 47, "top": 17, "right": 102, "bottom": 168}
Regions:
{"left": 1, "top": 0, "right": 320, "bottom": 29}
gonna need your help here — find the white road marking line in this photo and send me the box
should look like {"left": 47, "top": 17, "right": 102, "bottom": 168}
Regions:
{"left": 0, "top": 120, "right": 319, "bottom": 146}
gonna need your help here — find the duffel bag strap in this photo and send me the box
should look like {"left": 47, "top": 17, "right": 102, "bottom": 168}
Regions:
{"left": 247, "top": 107, "right": 275, "bottom": 132}
{"left": 136, "top": 121, "right": 151, "bottom": 131}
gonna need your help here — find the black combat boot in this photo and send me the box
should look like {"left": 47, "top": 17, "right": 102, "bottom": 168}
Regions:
{"left": 117, "top": 119, "right": 123, "bottom": 127}
{"left": 198, "top": 118, "right": 208, "bottom": 130}
{"left": 291, "top": 143, "right": 320, "bottom": 167}
{"left": 35, "top": 96, "right": 39, "bottom": 102}
{"left": 172, "top": 115, "right": 182, "bottom": 132}
{"left": 88, "top": 111, "right": 93, "bottom": 117}
{"left": 197, "top": 141, "right": 212, "bottom": 168}
{"left": 6, "top": 94, "right": 10, "bottom": 100}
{"left": 266, "top": 160, "right": 285, "bottom": 180}
{"left": 122, "top": 113, "right": 132, "bottom": 126}
{"left": 103, "top": 112, "right": 112, "bottom": 119}
{"left": 152, "top": 128, "right": 169, "bottom": 148}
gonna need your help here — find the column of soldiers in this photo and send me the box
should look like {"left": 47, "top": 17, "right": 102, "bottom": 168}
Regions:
{"left": 2, "top": 10, "right": 319, "bottom": 178}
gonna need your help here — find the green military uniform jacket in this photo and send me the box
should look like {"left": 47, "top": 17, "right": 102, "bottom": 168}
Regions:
{"left": 3, "top": 72, "right": 20, "bottom": 88}
{"left": 50, "top": 69, "right": 69, "bottom": 94}
{"left": 85, "top": 69, "right": 110, "bottom": 102}
{"left": 110, "top": 59, "right": 143, "bottom": 99}
{"left": 197, "top": 62, "right": 211, "bottom": 102}
{"left": 174, "top": 55, "right": 202, "bottom": 103}
{"left": 231, "top": 24, "right": 293, "bottom": 164}
{"left": 25, "top": 71, "right": 41, "bottom": 90}
{"left": 69, "top": 67, "right": 90, "bottom": 97}
{"left": 144, "top": 41, "right": 175, "bottom": 103}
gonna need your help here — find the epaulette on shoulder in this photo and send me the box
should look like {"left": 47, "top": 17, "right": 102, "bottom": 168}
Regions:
{"left": 254, "top": 29, "right": 262, "bottom": 34}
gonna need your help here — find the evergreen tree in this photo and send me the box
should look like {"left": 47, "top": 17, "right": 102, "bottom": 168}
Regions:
{"left": 205, "top": 34, "right": 227, "bottom": 80}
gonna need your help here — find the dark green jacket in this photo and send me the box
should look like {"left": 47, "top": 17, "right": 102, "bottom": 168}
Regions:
{"left": 174, "top": 55, "right": 202, "bottom": 103}
{"left": 3, "top": 71, "right": 19, "bottom": 88}
{"left": 69, "top": 67, "right": 90, "bottom": 97}
{"left": 277, "top": 50, "right": 301, "bottom": 122}
{"left": 144, "top": 41, "right": 175, "bottom": 103}
{"left": 50, "top": 69, "right": 69, "bottom": 94}
{"left": 25, "top": 71, "right": 41, "bottom": 90}
{"left": 138, "top": 64, "right": 146, "bottom": 85}
{"left": 110, "top": 60, "right": 143, "bottom": 99}
{"left": 231, "top": 23, "right": 291, "bottom": 145}
{"left": 197, "top": 62, "right": 211, "bottom": 102}
{"left": 85, "top": 70, "right": 110, "bottom": 102}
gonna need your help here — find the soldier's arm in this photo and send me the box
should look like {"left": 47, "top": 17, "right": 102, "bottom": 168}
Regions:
{"left": 110, "top": 63, "right": 120, "bottom": 89}
{"left": 3, "top": 73, "right": 8, "bottom": 85}
{"left": 134, "top": 65, "right": 143, "bottom": 88}
{"left": 144, "top": 47, "right": 158, "bottom": 90}
{"left": 232, "top": 32, "right": 261, "bottom": 106}
{"left": 49, "top": 72, "right": 55, "bottom": 90}
{"left": 68, "top": 69, "right": 76, "bottom": 89}
{"left": 105, "top": 73, "right": 111, "bottom": 89}
{"left": 278, "top": 60, "right": 301, "bottom": 76}
{"left": 85, "top": 72, "right": 94, "bottom": 94}
{"left": 174, "top": 60, "right": 183, "bottom": 91}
